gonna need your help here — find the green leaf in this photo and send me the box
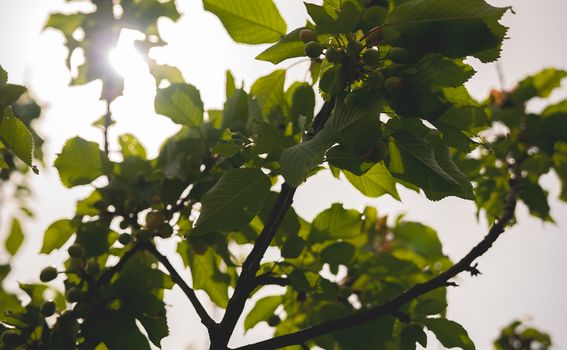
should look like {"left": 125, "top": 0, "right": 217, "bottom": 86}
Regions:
{"left": 0, "top": 66, "right": 7, "bottom": 87}
{"left": 343, "top": 162, "right": 400, "bottom": 200}
{"left": 75, "top": 219, "right": 115, "bottom": 257}
{"left": 226, "top": 70, "right": 237, "bottom": 98}
{"left": 222, "top": 89, "right": 249, "bottom": 131}
{"left": 83, "top": 310, "right": 151, "bottom": 350}
{"left": 386, "top": 0, "right": 510, "bottom": 62}
{"left": 393, "top": 221, "right": 443, "bottom": 259}
{"left": 203, "top": 0, "right": 287, "bottom": 44}
{"left": 281, "top": 236, "right": 306, "bottom": 259}
{"left": 256, "top": 28, "right": 306, "bottom": 64}
{"left": 304, "top": 3, "right": 337, "bottom": 34}
{"left": 45, "top": 13, "right": 85, "bottom": 38}
{"left": 290, "top": 83, "right": 316, "bottom": 121}
{"left": 148, "top": 61, "right": 185, "bottom": 85}
{"left": 388, "top": 130, "right": 474, "bottom": 200}
{"left": 119, "top": 133, "right": 147, "bottom": 159}
{"left": 114, "top": 253, "right": 171, "bottom": 346}
{"left": 280, "top": 127, "right": 337, "bottom": 187}
{"left": 311, "top": 203, "right": 361, "bottom": 241}
{"left": 0, "top": 107, "right": 34, "bottom": 167}
{"left": 251, "top": 70, "right": 286, "bottom": 117}
{"left": 244, "top": 295, "right": 282, "bottom": 331}
{"left": 400, "top": 324, "right": 428, "bottom": 350}
{"left": 40, "top": 219, "right": 77, "bottom": 254}
{"left": 0, "top": 84, "right": 27, "bottom": 109}
{"left": 4, "top": 219, "right": 24, "bottom": 256}
{"left": 280, "top": 90, "right": 383, "bottom": 187}
{"left": 511, "top": 68, "right": 567, "bottom": 104}
{"left": 155, "top": 83, "right": 204, "bottom": 127}
{"left": 320, "top": 242, "right": 355, "bottom": 266}
{"left": 192, "top": 168, "right": 271, "bottom": 236}
{"left": 553, "top": 143, "right": 567, "bottom": 202}
{"left": 519, "top": 178, "right": 553, "bottom": 222}
{"left": 54, "top": 137, "right": 109, "bottom": 187}
{"left": 423, "top": 317, "right": 475, "bottom": 350}
{"left": 183, "top": 244, "right": 230, "bottom": 308}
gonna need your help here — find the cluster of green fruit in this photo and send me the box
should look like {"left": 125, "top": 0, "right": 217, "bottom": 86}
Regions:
{"left": 300, "top": 27, "right": 409, "bottom": 95}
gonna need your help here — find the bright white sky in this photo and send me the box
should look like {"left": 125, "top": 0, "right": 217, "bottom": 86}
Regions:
{"left": 1, "top": 1, "right": 567, "bottom": 349}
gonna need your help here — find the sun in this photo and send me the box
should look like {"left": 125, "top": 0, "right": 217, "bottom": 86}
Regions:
{"left": 108, "top": 29, "right": 148, "bottom": 80}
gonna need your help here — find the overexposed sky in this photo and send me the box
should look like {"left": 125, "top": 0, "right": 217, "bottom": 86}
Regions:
{"left": 1, "top": 1, "right": 567, "bottom": 349}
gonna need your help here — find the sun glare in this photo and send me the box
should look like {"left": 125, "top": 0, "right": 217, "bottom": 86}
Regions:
{"left": 108, "top": 29, "right": 147, "bottom": 80}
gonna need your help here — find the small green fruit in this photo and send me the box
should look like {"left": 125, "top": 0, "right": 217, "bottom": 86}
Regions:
{"left": 362, "top": 49, "right": 381, "bottom": 67}
{"left": 362, "top": 6, "right": 387, "bottom": 29}
{"left": 85, "top": 260, "right": 100, "bottom": 275}
{"left": 119, "top": 219, "right": 130, "bottom": 230}
{"left": 346, "top": 40, "right": 363, "bottom": 57}
{"left": 40, "top": 266, "right": 58, "bottom": 282}
{"left": 267, "top": 314, "right": 281, "bottom": 327}
{"left": 118, "top": 233, "right": 132, "bottom": 245}
{"left": 0, "top": 330, "right": 20, "bottom": 347}
{"left": 367, "top": 70, "right": 385, "bottom": 89}
{"left": 304, "top": 41, "right": 324, "bottom": 58}
{"left": 68, "top": 243, "right": 86, "bottom": 258}
{"left": 41, "top": 300, "right": 56, "bottom": 317}
{"left": 388, "top": 47, "right": 409, "bottom": 63}
{"left": 325, "top": 47, "right": 341, "bottom": 64}
{"left": 299, "top": 29, "right": 317, "bottom": 43}
{"left": 146, "top": 211, "right": 165, "bottom": 230}
{"left": 384, "top": 76, "right": 404, "bottom": 92}
{"left": 66, "top": 287, "right": 82, "bottom": 303}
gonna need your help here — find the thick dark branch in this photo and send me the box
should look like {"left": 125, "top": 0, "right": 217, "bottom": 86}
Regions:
{"left": 143, "top": 242, "right": 217, "bottom": 331}
{"left": 211, "top": 100, "right": 337, "bottom": 349}
{"left": 255, "top": 274, "right": 290, "bottom": 287}
{"left": 235, "top": 174, "right": 521, "bottom": 350}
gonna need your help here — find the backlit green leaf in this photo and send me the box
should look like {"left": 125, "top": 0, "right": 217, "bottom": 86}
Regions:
{"left": 511, "top": 68, "right": 567, "bottom": 104}
{"left": 251, "top": 70, "right": 286, "bottom": 117}
{"left": 54, "top": 137, "right": 109, "bottom": 187}
{"left": 40, "top": 219, "right": 77, "bottom": 254}
{"left": 311, "top": 203, "right": 361, "bottom": 241}
{"left": 344, "top": 162, "right": 400, "bottom": 200}
{"left": 5, "top": 219, "right": 24, "bottom": 256}
{"left": 386, "top": 0, "right": 510, "bottom": 62}
{"left": 244, "top": 295, "right": 282, "bottom": 331}
{"left": 0, "top": 107, "right": 34, "bottom": 167}
{"left": 192, "top": 168, "right": 271, "bottom": 236}
{"left": 155, "top": 83, "right": 204, "bottom": 127}
{"left": 423, "top": 317, "right": 475, "bottom": 350}
{"left": 203, "top": 0, "right": 287, "bottom": 44}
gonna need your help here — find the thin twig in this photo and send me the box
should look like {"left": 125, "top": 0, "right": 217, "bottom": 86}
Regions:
{"left": 143, "top": 242, "right": 217, "bottom": 331}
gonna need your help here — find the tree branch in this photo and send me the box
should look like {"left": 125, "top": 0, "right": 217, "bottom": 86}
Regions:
{"left": 211, "top": 100, "right": 337, "bottom": 349}
{"left": 255, "top": 274, "right": 290, "bottom": 288}
{"left": 96, "top": 242, "right": 144, "bottom": 286}
{"left": 234, "top": 172, "right": 521, "bottom": 350}
{"left": 142, "top": 242, "right": 217, "bottom": 331}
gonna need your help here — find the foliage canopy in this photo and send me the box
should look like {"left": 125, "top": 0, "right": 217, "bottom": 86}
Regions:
{"left": 0, "top": 0, "right": 564, "bottom": 349}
